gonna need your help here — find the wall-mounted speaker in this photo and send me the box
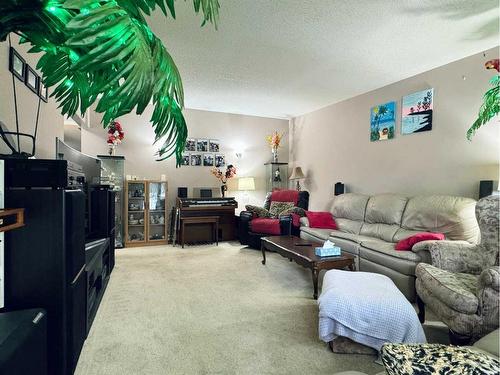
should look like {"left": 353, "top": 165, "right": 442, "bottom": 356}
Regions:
{"left": 178, "top": 187, "right": 188, "bottom": 198}
{"left": 334, "top": 182, "right": 345, "bottom": 196}
{"left": 479, "top": 180, "right": 497, "bottom": 199}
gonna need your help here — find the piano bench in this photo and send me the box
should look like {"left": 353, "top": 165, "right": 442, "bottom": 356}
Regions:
{"left": 180, "top": 216, "right": 219, "bottom": 248}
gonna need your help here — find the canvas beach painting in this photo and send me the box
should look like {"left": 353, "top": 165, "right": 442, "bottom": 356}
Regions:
{"left": 370, "top": 101, "right": 396, "bottom": 141}
{"left": 402, "top": 89, "right": 433, "bottom": 134}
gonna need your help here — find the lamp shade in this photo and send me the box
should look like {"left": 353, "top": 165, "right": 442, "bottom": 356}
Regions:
{"left": 238, "top": 177, "right": 255, "bottom": 191}
{"left": 289, "top": 166, "right": 305, "bottom": 180}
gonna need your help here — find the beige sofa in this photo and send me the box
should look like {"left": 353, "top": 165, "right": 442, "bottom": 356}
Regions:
{"left": 300, "top": 193, "right": 479, "bottom": 301}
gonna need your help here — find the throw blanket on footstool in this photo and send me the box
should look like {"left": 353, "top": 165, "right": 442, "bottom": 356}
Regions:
{"left": 318, "top": 270, "right": 426, "bottom": 351}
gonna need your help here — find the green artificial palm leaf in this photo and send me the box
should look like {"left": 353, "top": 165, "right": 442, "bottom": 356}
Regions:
{"left": 0, "top": 0, "right": 220, "bottom": 166}
{"left": 467, "top": 75, "right": 500, "bottom": 140}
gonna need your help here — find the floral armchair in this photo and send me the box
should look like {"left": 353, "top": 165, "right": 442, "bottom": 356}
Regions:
{"left": 415, "top": 195, "right": 499, "bottom": 344}
{"left": 239, "top": 190, "right": 309, "bottom": 249}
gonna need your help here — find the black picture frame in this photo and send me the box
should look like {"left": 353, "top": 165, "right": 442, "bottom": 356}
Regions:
{"left": 9, "top": 47, "right": 25, "bottom": 81}
{"left": 25, "top": 65, "right": 39, "bottom": 94}
{"left": 39, "top": 81, "right": 48, "bottom": 102}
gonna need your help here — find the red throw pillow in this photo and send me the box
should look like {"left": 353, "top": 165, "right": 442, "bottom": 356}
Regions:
{"left": 395, "top": 232, "right": 445, "bottom": 251}
{"left": 305, "top": 211, "right": 337, "bottom": 229}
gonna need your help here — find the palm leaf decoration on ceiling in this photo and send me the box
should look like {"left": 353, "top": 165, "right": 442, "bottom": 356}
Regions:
{"left": 0, "top": 0, "right": 220, "bottom": 165}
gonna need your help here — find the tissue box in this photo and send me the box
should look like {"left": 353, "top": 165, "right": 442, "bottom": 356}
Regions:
{"left": 315, "top": 246, "right": 341, "bottom": 257}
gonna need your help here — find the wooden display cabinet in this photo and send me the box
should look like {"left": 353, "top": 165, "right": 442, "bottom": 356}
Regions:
{"left": 125, "top": 180, "right": 168, "bottom": 247}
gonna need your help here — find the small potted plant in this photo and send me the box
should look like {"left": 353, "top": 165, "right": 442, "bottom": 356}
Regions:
{"left": 211, "top": 165, "right": 237, "bottom": 197}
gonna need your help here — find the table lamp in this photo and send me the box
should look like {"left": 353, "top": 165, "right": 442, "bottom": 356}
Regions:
{"left": 289, "top": 166, "right": 305, "bottom": 191}
{"left": 238, "top": 177, "right": 255, "bottom": 204}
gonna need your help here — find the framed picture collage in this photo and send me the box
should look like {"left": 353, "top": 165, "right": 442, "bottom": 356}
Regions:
{"left": 9, "top": 47, "right": 48, "bottom": 102}
{"left": 182, "top": 139, "right": 225, "bottom": 168}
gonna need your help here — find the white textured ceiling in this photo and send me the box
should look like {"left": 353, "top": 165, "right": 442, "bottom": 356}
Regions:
{"left": 150, "top": 0, "right": 499, "bottom": 119}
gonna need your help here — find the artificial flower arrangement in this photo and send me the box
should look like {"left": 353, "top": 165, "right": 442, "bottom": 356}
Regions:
{"left": 107, "top": 121, "right": 124, "bottom": 155}
{"left": 211, "top": 165, "right": 237, "bottom": 197}
{"left": 107, "top": 121, "right": 125, "bottom": 146}
{"left": 266, "top": 131, "right": 284, "bottom": 150}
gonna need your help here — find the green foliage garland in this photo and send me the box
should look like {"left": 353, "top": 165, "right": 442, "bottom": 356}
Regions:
{"left": 467, "top": 75, "right": 500, "bottom": 140}
{"left": 0, "top": 0, "right": 220, "bottom": 165}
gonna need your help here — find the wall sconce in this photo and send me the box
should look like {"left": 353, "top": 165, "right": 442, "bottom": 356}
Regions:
{"left": 235, "top": 152, "right": 243, "bottom": 159}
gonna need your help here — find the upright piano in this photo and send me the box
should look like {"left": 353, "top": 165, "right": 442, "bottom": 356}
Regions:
{"left": 175, "top": 197, "right": 238, "bottom": 244}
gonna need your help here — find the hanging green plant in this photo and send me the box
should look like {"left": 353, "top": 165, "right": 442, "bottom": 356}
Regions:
{"left": 0, "top": 0, "right": 220, "bottom": 165}
{"left": 467, "top": 59, "right": 499, "bottom": 140}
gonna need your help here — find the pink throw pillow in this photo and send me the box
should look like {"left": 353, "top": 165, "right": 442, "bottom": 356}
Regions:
{"left": 395, "top": 232, "right": 445, "bottom": 251}
{"left": 305, "top": 211, "right": 337, "bottom": 230}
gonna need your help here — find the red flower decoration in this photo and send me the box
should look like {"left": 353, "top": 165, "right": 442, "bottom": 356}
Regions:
{"left": 107, "top": 121, "right": 125, "bottom": 145}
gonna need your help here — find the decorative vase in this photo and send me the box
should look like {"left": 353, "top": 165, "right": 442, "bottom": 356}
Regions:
{"left": 108, "top": 144, "right": 116, "bottom": 156}
{"left": 272, "top": 147, "right": 278, "bottom": 162}
{"left": 221, "top": 183, "right": 227, "bottom": 198}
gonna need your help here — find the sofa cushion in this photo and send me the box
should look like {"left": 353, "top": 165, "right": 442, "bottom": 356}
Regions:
{"left": 245, "top": 205, "right": 271, "bottom": 218}
{"left": 269, "top": 201, "right": 294, "bottom": 218}
{"left": 329, "top": 234, "right": 386, "bottom": 256}
{"left": 360, "top": 223, "right": 400, "bottom": 242}
{"left": 250, "top": 218, "right": 281, "bottom": 235}
{"left": 360, "top": 241, "right": 422, "bottom": 275}
{"left": 401, "top": 195, "right": 479, "bottom": 243}
{"left": 334, "top": 218, "right": 363, "bottom": 234}
{"left": 393, "top": 228, "right": 427, "bottom": 242}
{"left": 330, "top": 230, "right": 377, "bottom": 244}
{"left": 415, "top": 263, "right": 479, "bottom": 314}
{"left": 395, "top": 232, "right": 445, "bottom": 251}
{"left": 300, "top": 227, "right": 331, "bottom": 241}
{"left": 306, "top": 211, "right": 337, "bottom": 229}
{"left": 271, "top": 190, "right": 299, "bottom": 205}
{"left": 331, "top": 193, "right": 370, "bottom": 221}
{"left": 365, "top": 194, "right": 408, "bottom": 225}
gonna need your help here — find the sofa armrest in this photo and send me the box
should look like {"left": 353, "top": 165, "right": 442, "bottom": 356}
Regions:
{"left": 428, "top": 241, "right": 483, "bottom": 274}
{"left": 279, "top": 214, "right": 292, "bottom": 235}
{"left": 479, "top": 266, "right": 500, "bottom": 292}
{"left": 239, "top": 211, "right": 254, "bottom": 245}
{"left": 477, "top": 266, "right": 500, "bottom": 331}
{"left": 299, "top": 217, "right": 309, "bottom": 227}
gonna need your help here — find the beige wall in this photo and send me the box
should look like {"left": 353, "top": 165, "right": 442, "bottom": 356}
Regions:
{"left": 0, "top": 35, "right": 64, "bottom": 158}
{"left": 289, "top": 47, "right": 500, "bottom": 211}
{"left": 81, "top": 108, "right": 289, "bottom": 212}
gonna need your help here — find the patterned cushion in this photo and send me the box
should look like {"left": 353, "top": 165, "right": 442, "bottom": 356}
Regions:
{"left": 381, "top": 343, "right": 500, "bottom": 375}
{"left": 269, "top": 201, "right": 294, "bottom": 218}
{"left": 281, "top": 206, "right": 306, "bottom": 217}
{"left": 416, "top": 263, "right": 479, "bottom": 314}
{"left": 245, "top": 205, "right": 271, "bottom": 218}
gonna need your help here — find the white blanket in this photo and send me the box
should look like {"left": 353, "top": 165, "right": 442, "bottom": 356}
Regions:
{"left": 318, "top": 270, "right": 426, "bottom": 351}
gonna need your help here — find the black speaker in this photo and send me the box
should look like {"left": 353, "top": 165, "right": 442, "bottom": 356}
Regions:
{"left": 334, "top": 182, "right": 345, "bottom": 196}
{"left": 178, "top": 187, "right": 188, "bottom": 198}
{"left": 479, "top": 180, "right": 495, "bottom": 199}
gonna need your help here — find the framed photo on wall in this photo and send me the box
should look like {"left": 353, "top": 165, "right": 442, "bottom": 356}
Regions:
{"left": 209, "top": 139, "right": 220, "bottom": 152}
{"left": 39, "top": 81, "right": 48, "bottom": 102}
{"left": 197, "top": 139, "right": 208, "bottom": 152}
{"left": 203, "top": 153, "right": 214, "bottom": 167}
{"left": 185, "top": 138, "right": 196, "bottom": 152}
{"left": 25, "top": 65, "right": 39, "bottom": 94}
{"left": 190, "top": 153, "right": 202, "bottom": 166}
{"left": 181, "top": 153, "right": 190, "bottom": 166}
{"left": 9, "top": 47, "right": 25, "bottom": 81}
{"left": 215, "top": 154, "right": 225, "bottom": 167}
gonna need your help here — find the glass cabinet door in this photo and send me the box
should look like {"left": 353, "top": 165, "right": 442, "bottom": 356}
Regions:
{"left": 127, "top": 181, "right": 146, "bottom": 243}
{"left": 148, "top": 182, "right": 166, "bottom": 241}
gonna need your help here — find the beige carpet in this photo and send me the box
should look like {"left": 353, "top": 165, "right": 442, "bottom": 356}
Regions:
{"left": 75, "top": 242, "right": 444, "bottom": 375}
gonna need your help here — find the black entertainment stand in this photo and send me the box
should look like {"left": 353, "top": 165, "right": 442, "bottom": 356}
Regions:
{"left": 1, "top": 158, "right": 115, "bottom": 375}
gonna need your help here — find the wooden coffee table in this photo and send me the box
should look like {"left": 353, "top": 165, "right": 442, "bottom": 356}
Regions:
{"left": 261, "top": 236, "right": 355, "bottom": 299}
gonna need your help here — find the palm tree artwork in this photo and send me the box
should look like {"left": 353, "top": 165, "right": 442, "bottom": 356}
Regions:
{"left": 370, "top": 101, "right": 396, "bottom": 141}
{"left": 0, "top": 0, "right": 220, "bottom": 166}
